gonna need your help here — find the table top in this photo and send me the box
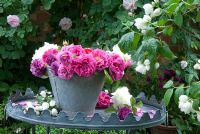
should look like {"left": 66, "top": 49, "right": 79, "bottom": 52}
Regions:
{"left": 5, "top": 89, "right": 166, "bottom": 130}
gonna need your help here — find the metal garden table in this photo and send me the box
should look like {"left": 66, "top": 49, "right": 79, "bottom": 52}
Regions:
{"left": 5, "top": 89, "right": 166, "bottom": 134}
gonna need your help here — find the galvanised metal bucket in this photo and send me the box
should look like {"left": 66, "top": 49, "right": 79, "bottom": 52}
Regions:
{"left": 47, "top": 68, "right": 105, "bottom": 116}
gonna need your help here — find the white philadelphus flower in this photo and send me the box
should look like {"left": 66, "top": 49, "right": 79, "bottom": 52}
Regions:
{"left": 32, "top": 42, "right": 58, "bottom": 61}
{"left": 49, "top": 100, "right": 56, "bottom": 107}
{"left": 15, "top": 128, "right": 22, "bottom": 134}
{"left": 135, "top": 62, "right": 147, "bottom": 74}
{"left": 143, "top": 15, "right": 152, "bottom": 22}
{"left": 179, "top": 95, "right": 188, "bottom": 103}
{"left": 35, "top": 110, "right": 40, "bottom": 115}
{"left": 154, "top": 0, "right": 159, "bottom": 3}
{"left": 198, "top": 59, "right": 200, "bottom": 63}
{"left": 193, "top": 63, "right": 200, "bottom": 70}
{"left": 144, "top": 59, "right": 150, "bottom": 65}
{"left": 25, "top": 101, "right": 34, "bottom": 111}
{"left": 123, "top": 0, "right": 137, "bottom": 11}
{"left": 128, "top": 12, "right": 133, "bottom": 16}
{"left": 145, "top": 65, "right": 150, "bottom": 71}
{"left": 134, "top": 18, "right": 147, "bottom": 30}
{"left": 180, "top": 61, "right": 188, "bottom": 69}
{"left": 59, "top": 17, "right": 72, "bottom": 31}
{"left": 179, "top": 101, "right": 193, "bottom": 114}
{"left": 34, "top": 106, "right": 43, "bottom": 111}
{"left": 143, "top": 4, "right": 154, "bottom": 15}
{"left": 111, "top": 87, "right": 132, "bottom": 109}
{"left": 151, "top": 8, "right": 162, "bottom": 17}
{"left": 51, "top": 108, "right": 58, "bottom": 116}
{"left": 155, "top": 62, "right": 160, "bottom": 69}
{"left": 40, "top": 90, "right": 46, "bottom": 98}
{"left": 42, "top": 102, "right": 49, "bottom": 110}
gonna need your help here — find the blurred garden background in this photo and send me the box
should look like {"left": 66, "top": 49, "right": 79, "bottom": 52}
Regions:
{"left": 0, "top": 0, "right": 200, "bottom": 133}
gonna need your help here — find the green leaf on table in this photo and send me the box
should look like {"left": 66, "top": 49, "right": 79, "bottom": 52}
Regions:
{"left": 105, "top": 106, "right": 116, "bottom": 113}
{"left": 164, "top": 88, "right": 174, "bottom": 106}
{"left": 104, "top": 70, "right": 113, "bottom": 84}
{"left": 130, "top": 97, "right": 136, "bottom": 106}
{"left": 158, "top": 42, "right": 176, "bottom": 60}
{"left": 164, "top": 80, "right": 174, "bottom": 89}
{"left": 174, "top": 85, "right": 184, "bottom": 104}
{"left": 132, "top": 106, "right": 137, "bottom": 113}
{"left": 118, "top": 31, "right": 140, "bottom": 53}
{"left": 192, "top": 99, "right": 200, "bottom": 111}
{"left": 136, "top": 101, "right": 143, "bottom": 108}
{"left": 0, "top": 82, "right": 9, "bottom": 92}
{"left": 21, "top": 0, "right": 33, "bottom": 5}
{"left": 174, "top": 13, "right": 183, "bottom": 27}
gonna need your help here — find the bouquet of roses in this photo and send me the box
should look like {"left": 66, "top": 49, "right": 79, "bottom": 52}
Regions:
{"left": 30, "top": 42, "right": 132, "bottom": 81}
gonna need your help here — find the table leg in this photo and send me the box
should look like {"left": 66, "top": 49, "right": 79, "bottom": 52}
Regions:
{"left": 32, "top": 125, "right": 35, "bottom": 134}
{"left": 46, "top": 126, "right": 50, "bottom": 134}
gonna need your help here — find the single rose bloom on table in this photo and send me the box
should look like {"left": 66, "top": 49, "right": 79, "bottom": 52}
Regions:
{"left": 118, "top": 107, "right": 132, "bottom": 120}
{"left": 96, "top": 91, "right": 111, "bottom": 109}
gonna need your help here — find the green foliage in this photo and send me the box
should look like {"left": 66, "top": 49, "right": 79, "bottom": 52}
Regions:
{"left": 164, "top": 88, "right": 174, "bottom": 106}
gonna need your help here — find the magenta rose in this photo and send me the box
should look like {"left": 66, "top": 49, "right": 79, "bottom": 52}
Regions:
{"left": 57, "top": 50, "right": 72, "bottom": 65}
{"left": 30, "top": 59, "right": 46, "bottom": 77}
{"left": 73, "top": 54, "right": 97, "bottom": 77}
{"left": 96, "top": 91, "right": 111, "bottom": 109}
{"left": 92, "top": 49, "right": 110, "bottom": 71}
{"left": 42, "top": 48, "right": 58, "bottom": 66}
{"left": 50, "top": 61, "right": 60, "bottom": 76}
{"left": 58, "top": 64, "right": 73, "bottom": 80}
{"left": 118, "top": 107, "right": 132, "bottom": 120}
{"left": 109, "top": 53, "right": 126, "bottom": 81}
{"left": 62, "top": 45, "right": 85, "bottom": 57}
{"left": 7, "top": 15, "right": 20, "bottom": 27}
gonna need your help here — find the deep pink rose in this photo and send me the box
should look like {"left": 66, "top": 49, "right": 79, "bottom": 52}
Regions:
{"left": 57, "top": 50, "right": 72, "bottom": 65}
{"left": 118, "top": 107, "right": 132, "bottom": 120}
{"left": 42, "top": 49, "right": 58, "bottom": 66}
{"left": 30, "top": 59, "right": 46, "bottom": 77}
{"left": 73, "top": 54, "right": 97, "bottom": 77}
{"left": 62, "top": 45, "right": 85, "bottom": 57}
{"left": 50, "top": 61, "right": 60, "bottom": 76}
{"left": 7, "top": 15, "right": 20, "bottom": 27}
{"left": 109, "top": 53, "right": 126, "bottom": 81}
{"left": 135, "top": 108, "right": 144, "bottom": 117}
{"left": 96, "top": 91, "right": 111, "bottom": 108}
{"left": 92, "top": 49, "right": 110, "bottom": 71}
{"left": 58, "top": 64, "right": 73, "bottom": 80}
{"left": 84, "top": 48, "right": 93, "bottom": 54}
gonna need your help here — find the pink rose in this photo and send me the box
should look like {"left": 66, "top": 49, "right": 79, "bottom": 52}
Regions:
{"left": 42, "top": 49, "right": 58, "bottom": 66}
{"left": 73, "top": 54, "right": 97, "bottom": 77}
{"left": 7, "top": 15, "right": 20, "bottom": 27}
{"left": 109, "top": 53, "right": 126, "bottom": 81}
{"left": 92, "top": 49, "right": 110, "bottom": 71}
{"left": 57, "top": 50, "right": 72, "bottom": 65}
{"left": 96, "top": 91, "right": 111, "bottom": 109}
{"left": 30, "top": 59, "right": 46, "bottom": 77}
{"left": 58, "top": 64, "right": 73, "bottom": 80}
{"left": 135, "top": 108, "right": 144, "bottom": 117}
{"left": 59, "top": 17, "right": 72, "bottom": 31}
{"left": 61, "top": 45, "right": 85, "bottom": 57}
{"left": 50, "top": 61, "right": 60, "bottom": 76}
{"left": 84, "top": 48, "right": 93, "bottom": 54}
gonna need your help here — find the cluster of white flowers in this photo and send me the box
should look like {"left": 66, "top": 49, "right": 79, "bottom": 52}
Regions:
{"left": 179, "top": 95, "right": 200, "bottom": 122}
{"left": 193, "top": 59, "right": 200, "bottom": 70}
{"left": 135, "top": 59, "right": 159, "bottom": 75}
{"left": 134, "top": 0, "right": 161, "bottom": 32}
{"left": 123, "top": 0, "right": 137, "bottom": 12}
{"left": 180, "top": 60, "right": 188, "bottom": 69}
{"left": 59, "top": 17, "right": 72, "bottom": 31}
{"left": 112, "top": 44, "right": 133, "bottom": 66}
{"left": 111, "top": 86, "right": 132, "bottom": 109}
{"left": 32, "top": 42, "right": 58, "bottom": 61}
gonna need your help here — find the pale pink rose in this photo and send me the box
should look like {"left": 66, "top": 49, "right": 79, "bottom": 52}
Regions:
{"left": 42, "top": 49, "right": 58, "bottom": 66}
{"left": 109, "top": 53, "right": 126, "bottom": 81}
{"left": 57, "top": 50, "right": 72, "bottom": 65}
{"left": 135, "top": 108, "right": 144, "bottom": 117}
{"left": 73, "top": 54, "right": 97, "bottom": 77}
{"left": 96, "top": 91, "right": 111, "bottom": 108}
{"left": 92, "top": 49, "right": 110, "bottom": 71}
{"left": 58, "top": 64, "right": 73, "bottom": 80}
{"left": 59, "top": 17, "right": 72, "bottom": 31}
{"left": 7, "top": 15, "right": 20, "bottom": 27}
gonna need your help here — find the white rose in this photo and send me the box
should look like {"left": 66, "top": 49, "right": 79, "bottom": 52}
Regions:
{"left": 179, "top": 95, "right": 188, "bottom": 103}
{"left": 40, "top": 90, "right": 46, "bottom": 98}
{"left": 134, "top": 18, "right": 147, "bottom": 30}
{"left": 51, "top": 108, "right": 58, "bottom": 116}
{"left": 59, "top": 17, "right": 72, "bottom": 31}
{"left": 111, "top": 87, "right": 132, "bottom": 109}
{"left": 179, "top": 101, "right": 192, "bottom": 114}
{"left": 144, "top": 59, "right": 150, "bottom": 65}
{"left": 155, "top": 62, "right": 160, "bottom": 69}
{"left": 42, "top": 102, "right": 49, "bottom": 110}
{"left": 180, "top": 61, "right": 188, "bottom": 69}
{"left": 143, "top": 15, "right": 152, "bottom": 22}
{"left": 123, "top": 0, "right": 137, "bottom": 11}
{"left": 193, "top": 63, "right": 200, "bottom": 70}
{"left": 151, "top": 8, "right": 162, "bottom": 17}
{"left": 135, "top": 63, "right": 147, "bottom": 74}
{"left": 49, "top": 100, "right": 56, "bottom": 107}
{"left": 143, "top": 4, "right": 154, "bottom": 15}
